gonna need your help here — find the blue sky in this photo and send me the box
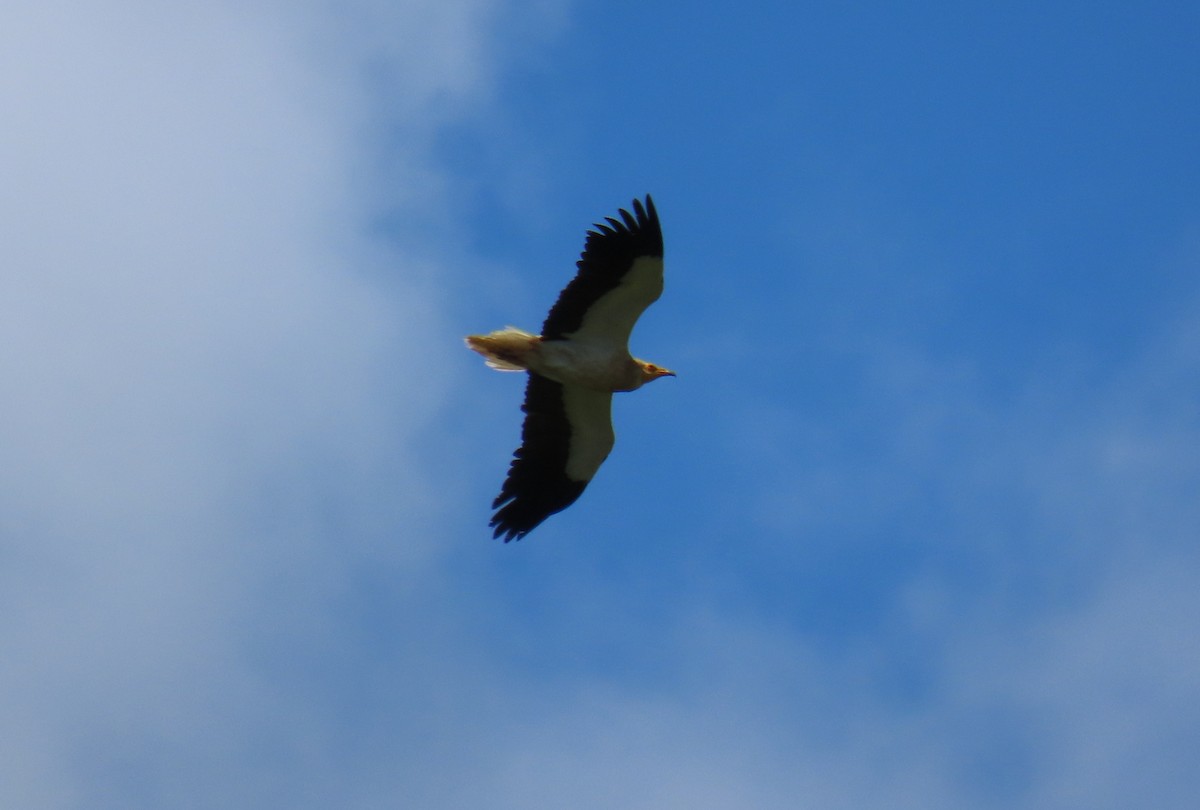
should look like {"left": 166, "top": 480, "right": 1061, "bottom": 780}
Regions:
{"left": 3, "top": 1, "right": 1199, "bottom": 807}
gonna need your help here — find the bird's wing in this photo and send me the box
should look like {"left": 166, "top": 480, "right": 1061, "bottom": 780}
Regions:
{"left": 491, "top": 373, "right": 615, "bottom": 542}
{"left": 540, "top": 196, "right": 664, "bottom": 347}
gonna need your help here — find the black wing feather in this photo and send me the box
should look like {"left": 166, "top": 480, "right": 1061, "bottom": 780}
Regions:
{"left": 490, "top": 373, "right": 589, "bottom": 542}
{"left": 540, "top": 195, "right": 663, "bottom": 339}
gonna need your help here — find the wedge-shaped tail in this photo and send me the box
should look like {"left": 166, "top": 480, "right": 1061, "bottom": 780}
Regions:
{"left": 464, "top": 327, "right": 539, "bottom": 371}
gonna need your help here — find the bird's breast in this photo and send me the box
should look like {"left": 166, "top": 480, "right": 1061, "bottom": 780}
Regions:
{"left": 531, "top": 340, "right": 640, "bottom": 392}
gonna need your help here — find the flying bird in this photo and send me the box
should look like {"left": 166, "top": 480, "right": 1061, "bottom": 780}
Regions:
{"left": 466, "top": 195, "right": 674, "bottom": 541}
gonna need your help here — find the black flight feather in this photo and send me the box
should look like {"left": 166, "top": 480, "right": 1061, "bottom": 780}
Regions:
{"left": 490, "top": 373, "right": 588, "bottom": 542}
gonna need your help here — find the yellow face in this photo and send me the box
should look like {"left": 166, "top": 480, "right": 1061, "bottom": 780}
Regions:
{"left": 641, "top": 362, "right": 676, "bottom": 381}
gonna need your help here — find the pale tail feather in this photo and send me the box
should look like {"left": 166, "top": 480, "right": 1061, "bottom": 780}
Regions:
{"left": 464, "top": 327, "right": 539, "bottom": 371}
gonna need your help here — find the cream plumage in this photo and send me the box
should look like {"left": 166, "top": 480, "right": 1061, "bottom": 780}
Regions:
{"left": 466, "top": 196, "right": 673, "bottom": 541}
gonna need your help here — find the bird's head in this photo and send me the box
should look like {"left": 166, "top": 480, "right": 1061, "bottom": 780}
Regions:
{"left": 639, "top": 361, "right": 677, "bottom": 384}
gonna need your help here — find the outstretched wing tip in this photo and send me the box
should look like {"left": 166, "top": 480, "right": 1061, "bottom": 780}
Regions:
{"left": 490, "top": 519, "right": 524, "bottom": 543}
{"left": 585, "top": 195, "right": 658, "bottom": 243}
{"left": 489, "top": 492, "right": 531, "bottom": 542}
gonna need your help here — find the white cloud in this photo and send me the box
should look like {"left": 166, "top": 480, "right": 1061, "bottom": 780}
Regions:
{"left": 0, "top": 1, "right": 505, "bottom": 805}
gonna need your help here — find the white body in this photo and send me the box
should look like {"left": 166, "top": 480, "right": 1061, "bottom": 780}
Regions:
{"left": 465, "top": 327, "right": 649, "bottom": 392}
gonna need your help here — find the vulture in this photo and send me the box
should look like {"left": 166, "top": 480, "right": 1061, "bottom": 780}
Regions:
{"left": 466, "top": 195, "right": 673, "bottom": 541}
